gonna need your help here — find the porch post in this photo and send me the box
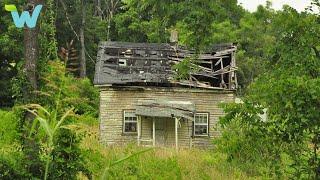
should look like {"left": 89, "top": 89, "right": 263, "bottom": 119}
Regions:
{"left": 137, "top": 116, "right": 141, "bottom": 146}
{"left": 152, "top": 118, "right": 155, "bottom": 147}
{"left": 175, "top": 117, "right": 178, "bottom": 150}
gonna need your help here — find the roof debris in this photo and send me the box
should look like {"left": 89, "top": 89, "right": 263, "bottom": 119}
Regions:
{"left": 94, "top": 41, "right": 238, "bottom": 90}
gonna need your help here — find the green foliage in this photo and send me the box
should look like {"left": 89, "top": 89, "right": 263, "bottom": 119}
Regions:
{"left": 0, "top": 110, "right": 20, "bottom": 145}
{"left": 23, "top": 103, "right": 76, "bottom": 179}
{"left": 30, "top": 59, "right": 100, "bottom": 178}
{"left": 0, "top": 0, "right": 319, "bottom": 179}
{"left": 247, "top": 7, "right": 320, "bottom": 178}
{"left": 39, "top": 0, "right": 58, "bottom": 62}
{"left": 210, "top": 21, "right": 237, "bottom": 44}
{"left": 177, "top": 0, "right": 216, "bottom": 50}
{"left": 39, "top": 61, "right": 99, "bottom": 117}
{"left": 3, "top": 60, "right": 98, "bottom": 179}
{"left": 81, "top": 143, "right": 253, "bottom": 179}
{"left": 235, "top": 7, "right": 276, "bottom": 90}
{"left": 0, "top": 0, "right": 24, "bottom": 107}
{"left": 20, "top": 60, "right": 96, "bottom": 179}
{"left": 0, "top": 109, "right": 29, "bottom": 179}
{"left": 216, "top": 102, "right": 288, "bottom": 178}
{"left": 101, "top": 147, "right": 154, "bottom": 179}
{"left": 50, "top": 128, "right": 88, "bottom": 179}
{"left": 247, "top": 75, "right": 320, "bottom": 178}
{"left": 218, "top": 5, "right": 320, "bottom": 179}
{"left": 172, "top": 57, "right": 199, "bottom": 80}
{"left": 0, "top": 152, "right": 28, "bottom": 179}
{"left": 55, "top": 0, "right": 109, "bottom": 80}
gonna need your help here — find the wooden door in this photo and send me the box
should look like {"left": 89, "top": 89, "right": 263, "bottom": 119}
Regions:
{"left": 155, "top": 119, "right": 165, "bottom": 146}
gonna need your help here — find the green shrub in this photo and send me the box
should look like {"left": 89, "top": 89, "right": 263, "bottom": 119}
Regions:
{"left": 18, "top": 60, "right": 96, "bottom": 179}
{"left": 0, "top": 154, "right": 29, "bottom": 179}
{"left": 0, "top": 110, "right": 29, "bottom": 179}
{"left": 38, "top": 61, "right": 99, "bottom": 118}
{"left": 215, "top": 102, "right": 289, "bottom": 178}
{"left": 0, "top": 110, "right": 20, "bottom": 145}
{"left": 50, "top": 128, "right": 88, "bottom": 179}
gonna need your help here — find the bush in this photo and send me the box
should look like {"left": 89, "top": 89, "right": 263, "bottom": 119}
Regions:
{"left": 0, "top": 147, "right": 29, "bottom": 179}
{"left": 0, "top": 110, "right": 20, "bottom": 145}
{"left": 50, "top": 128, "right": 88, "bottom": 179}
{"left": 38, "top": 61, "right": 99, "bottom": 117}
{"left": 16, "top": 60, "right": 97, "bottom": 179}
{"left": 214, "top": 102, "right": 289, "bottom": 178}
{"left": 0, "top": 110, "right": 29, "bottom": 179}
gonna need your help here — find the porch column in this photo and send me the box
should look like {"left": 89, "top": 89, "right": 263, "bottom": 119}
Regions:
{"left": 175, "top": 117, "right": 178, "bottom": 150}
{"left": 152, "top": 118, "right": 155, "bottom": 147}
{"left": 137, "top": 116, "right": 141, "bottom": 146}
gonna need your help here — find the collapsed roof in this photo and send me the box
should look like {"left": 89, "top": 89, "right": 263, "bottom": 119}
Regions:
{"left": 94, "top": 41, "right": 238, "bottom": 90}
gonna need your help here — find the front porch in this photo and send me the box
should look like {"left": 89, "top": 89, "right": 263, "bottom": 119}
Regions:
{"left": 135, "top": 100, "right": 195, "bottom": 149}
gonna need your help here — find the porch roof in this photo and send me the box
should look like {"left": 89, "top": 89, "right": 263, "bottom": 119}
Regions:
{"left": 135, "top": 100, "right": 195, "bottom": 120}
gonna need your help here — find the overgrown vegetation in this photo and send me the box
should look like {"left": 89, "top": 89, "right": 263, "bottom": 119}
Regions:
{"left": 0, "top": 61, "right": 98, "bottom": 179}
{"left": 75, "top": 122, "right": 261, "bottom": 179}
{"left": 1, "top": 0, "right": 319, "bottom": 179}
{"left": 215, "top": 4, "right": 320, "bottom": 179}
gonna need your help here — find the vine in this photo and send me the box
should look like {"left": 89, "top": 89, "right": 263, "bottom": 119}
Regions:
{"left": 39, "top": 0, "right": 58, "bottom": 62}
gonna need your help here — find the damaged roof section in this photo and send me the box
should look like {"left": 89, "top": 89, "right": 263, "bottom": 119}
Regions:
{"left": 94, "top": 41, "right": 238, "bottom": 90}
{"left": 135, "top": 100, "right": 195, "bottom": 120}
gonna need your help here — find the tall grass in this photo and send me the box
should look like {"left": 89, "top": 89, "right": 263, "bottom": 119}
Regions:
{"left": 78, "top": 121, "right": 262, "bottom": 180}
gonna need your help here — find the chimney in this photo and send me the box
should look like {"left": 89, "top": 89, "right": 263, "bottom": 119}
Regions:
{"left": 170, "top": 29, "right": 178, "bottom": 45}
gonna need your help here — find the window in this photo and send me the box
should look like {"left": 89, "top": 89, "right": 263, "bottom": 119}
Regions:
{"left": 194, "top": 113, "right": 209, "bottom": 136}
{"left": 119, "top": 59, "right": 127, "bottom": 66}
{"left": 123, "top": 110, "right": 137, "bottom": 133}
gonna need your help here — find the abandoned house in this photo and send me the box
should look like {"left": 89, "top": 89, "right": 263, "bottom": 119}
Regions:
{"left": 94, "top": 41, "right": 237, "bottom": 149}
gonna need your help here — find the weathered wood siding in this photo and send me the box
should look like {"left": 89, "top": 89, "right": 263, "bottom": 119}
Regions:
{"left": 99, "top": 86, "right": 235, "bottom": 148}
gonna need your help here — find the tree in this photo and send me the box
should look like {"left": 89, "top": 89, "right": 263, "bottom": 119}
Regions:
{"left": 24, "top": 0, "right": 43, "bottom": 90}
{"left": 79, "top": 0, "right": 86, "bottom": 78}
{"left": 219, "top": 6, "right": 320, "bottom": 178}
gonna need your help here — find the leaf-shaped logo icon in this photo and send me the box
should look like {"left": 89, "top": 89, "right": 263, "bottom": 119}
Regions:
{"left": 5, "top": 5, "right": 17, "bottom": 12}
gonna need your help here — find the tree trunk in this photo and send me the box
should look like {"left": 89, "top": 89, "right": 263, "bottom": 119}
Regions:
{"left": 24, "top": 0, "right": 42, "bottom": 90}
{"left": 95, "top": 0, "right": 102, "bottom": 18}
{"left": 79, "top": 0, "right": 86, "bottom": 78}
{"left": 107, "top": 0, "right": 119, "bottom": 40}
{"left": 23, "top": 0, "right": 43, "bottom": 175}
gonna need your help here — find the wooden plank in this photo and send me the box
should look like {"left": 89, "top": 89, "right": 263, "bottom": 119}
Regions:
{"left": 137, "top": 116, "right": 141, "bottom": 146}
{"left": 153, "top": 119, "right": 155, "bottom": 147}
{"left": 175, "top": 117, "right": 178, "bottom": 150}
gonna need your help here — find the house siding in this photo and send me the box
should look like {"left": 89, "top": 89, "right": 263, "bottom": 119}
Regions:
{"left": 99, "top": 86, "right": 235, "bottom": 148}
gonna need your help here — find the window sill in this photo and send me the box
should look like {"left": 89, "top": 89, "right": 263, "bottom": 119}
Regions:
{"left": 193, "top": 135, "right": 210, "bottom": 138}
{"left": 122, "top": 132, "right": 138, "bottom": 136}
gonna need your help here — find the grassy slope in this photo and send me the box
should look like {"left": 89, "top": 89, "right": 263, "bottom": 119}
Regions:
{"left": 79, "top": 123, "right": 261, "bottom": 180}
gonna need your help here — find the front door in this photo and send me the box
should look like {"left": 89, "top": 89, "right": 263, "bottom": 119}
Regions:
{"left": 155, "top": 119, "right": 165, "bottom": 146}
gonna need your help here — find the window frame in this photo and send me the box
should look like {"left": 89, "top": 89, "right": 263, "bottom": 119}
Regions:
{"left": 122, "top": 110, "right": 138, "bottom": 134}
{"left": 193, "top": 112, "right": 210, "bottom": 137}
